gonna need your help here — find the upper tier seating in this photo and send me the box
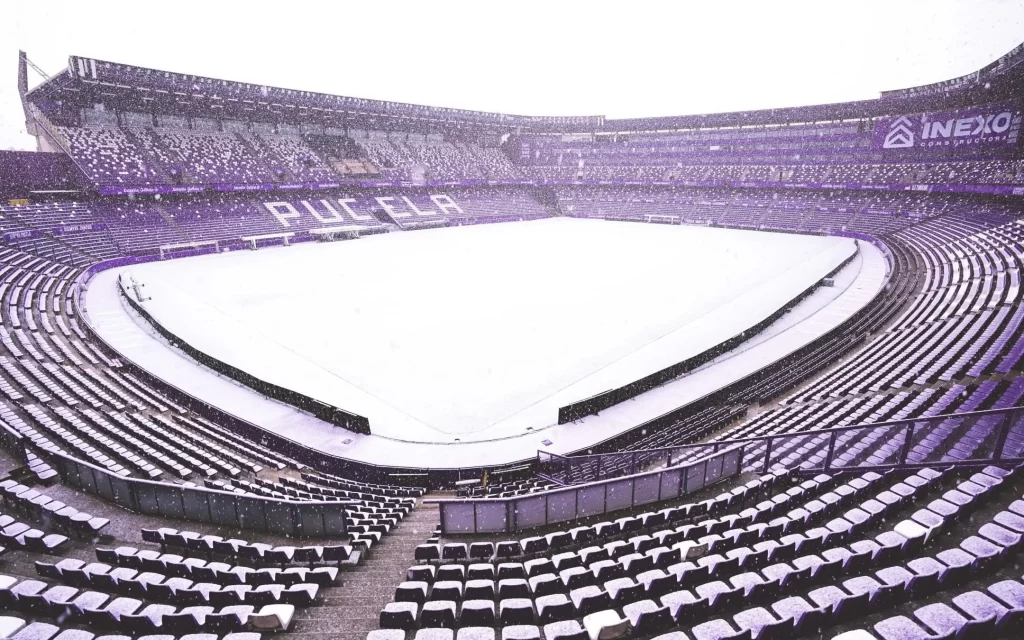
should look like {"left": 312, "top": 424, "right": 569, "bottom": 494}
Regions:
{"left": 44, "top": 118, "right": 1024, "bottom": 193}
{"left": 258, "top": 134, "right": 338, "bottom": 182}
{"left": 520, "top": 127, "right": 1024, "bottom": 188}
{"left": 42, "top": 114, "right": 1024, "bottom": 191}
{"left": 151, "top": 130, "right": 273, "bottom": 185}
{"left": 57, "top": 127, "right": 166, "bottom": 188}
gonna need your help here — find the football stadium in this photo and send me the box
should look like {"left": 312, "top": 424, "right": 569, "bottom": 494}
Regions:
{"left": 0, "top": 18, "right": 1022, "bottom": 640}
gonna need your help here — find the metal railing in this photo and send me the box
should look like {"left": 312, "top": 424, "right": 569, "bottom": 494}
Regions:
{"left": 538, "top": 406, "right": 1024, "bottom": 485}
{"left": 427, "top": 444, "right": 743, "bottom": 534}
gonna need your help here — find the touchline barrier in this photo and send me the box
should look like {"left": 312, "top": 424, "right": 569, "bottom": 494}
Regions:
{"left": 556, "top": 249, "right": 859, "bottom": 424}
{"left": 427, "top": 444, "right": 744, "bottom": 534}
{"left": 117, "top": 273, "right": 372, "bottom": 436}
{"left": 75, "top": 257, "right": 490, "bottom": 486}
{"left": 0, "top": 420, "right": 354, "bottom": 538}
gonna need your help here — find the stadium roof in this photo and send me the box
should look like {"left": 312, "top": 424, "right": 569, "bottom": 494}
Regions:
{"left": 26, "top": 56, "right": 604, "bottom": 134}
{"left": 25, "top": 42, "right": 1024, "bottom": 135}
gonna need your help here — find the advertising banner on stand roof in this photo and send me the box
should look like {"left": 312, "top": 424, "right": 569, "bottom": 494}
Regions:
{"left": 874, "top": 103, "right": 1021, "bottom": 157}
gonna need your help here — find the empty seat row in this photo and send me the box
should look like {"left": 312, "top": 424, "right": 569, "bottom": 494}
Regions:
{"left": 140, "top": 528, "right": 359, "bottom": 567}
{"left": 0, "top": 574, "right": 294, "bottom": 635}
{"left": 91, "top": 547, "right": 339, "bottom": 585}
{"left": 0, "top": 611, "right": 262, "bottom": 640}
{"left": 33, "top": 558, "right": 321, "bottom": 607}
{"left": 1, "top": 478, "right": 109, "bottom": 539}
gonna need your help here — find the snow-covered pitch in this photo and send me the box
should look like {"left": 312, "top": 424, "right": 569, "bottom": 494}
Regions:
{"left": 120, "top": 218, "right": 856, "bottom": 443}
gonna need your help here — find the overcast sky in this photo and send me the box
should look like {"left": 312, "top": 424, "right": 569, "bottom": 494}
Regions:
{"left": 1, "top": 0, "right": 1022, "bottom": 150}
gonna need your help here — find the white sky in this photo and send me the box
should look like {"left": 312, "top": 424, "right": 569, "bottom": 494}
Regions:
{"left": 1, "top": 0, "right": 1022, "bottom": 150}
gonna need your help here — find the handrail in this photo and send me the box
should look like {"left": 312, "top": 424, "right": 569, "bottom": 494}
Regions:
{"left": 540, "top": 405, "right": 1024, "bottom": 485}
{"left": 576, "top": 405, "right": 1023, "bottom": 453}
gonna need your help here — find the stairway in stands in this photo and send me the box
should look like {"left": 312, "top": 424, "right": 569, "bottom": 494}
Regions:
{"left": 151, "top": 201, "right": 195, "bottom": 245}
{"left": 324, "top": 496, "right": 441, "bottom": 640}
{"left": 0, "top": 433, "right": 438, "bottom": 639}
{"left": 120, "top": 126, "right": 174, "bottom": 181}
